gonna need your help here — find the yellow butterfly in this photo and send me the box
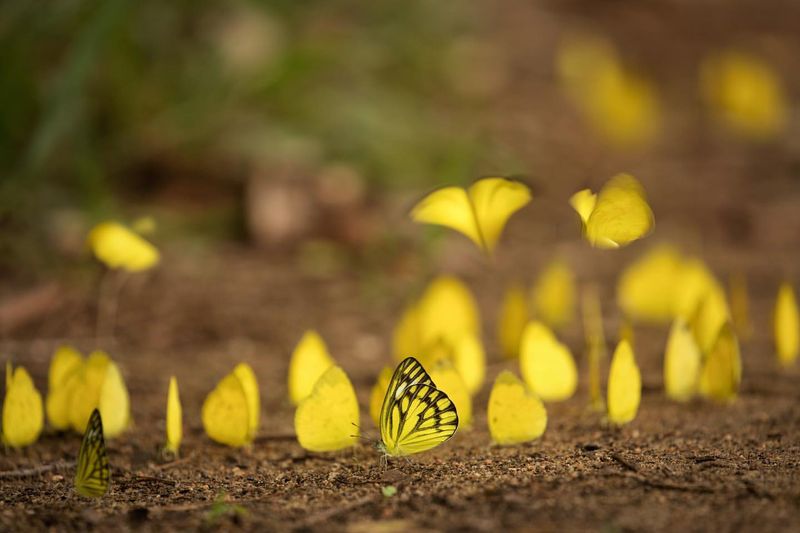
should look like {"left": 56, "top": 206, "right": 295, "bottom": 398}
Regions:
{"left": 617, "top": 245, "right": 685, "bottom": 323}
{"left": 416, "top": 276, "right": 481, "bottom": 354}
{"left": 87, "top": 221, "right": 160, "bottom": 272}
{"left": 774, "top": 282, "right": 799, "bottom": 367}
{"left": 570, "top": 174, "right": 654, "bottom": 249}
{"left": 2, "top": 362, "right": 44, "bottom": 448}
{"left": 233, "top": 363, "right": 259, "bottom": 438}
{"left": 410, "top": 177, "right": 532, "bottom": 255}
{"left": 75, "top": 408, "right": 110, "bottom": 498}
{"left": 690, "top": 285, "right": 730, "bottom": 354}
{"left": 488, "top": 371, "right": 547, "bottom": 445}
{"left": 497, "top": 283, "right": 529, "bottom": 359}
{"left": 428, "top": 360, "right": 472, "bottom": 429}
{"left": 46, "top": 346, "right": 83, "bottom": 430}
{"left": 606, "top": 339, "right": 641, "bottom": 425}
{"left": 519, "top": 321, "right": 577, "bottom": 402}
{"left": 295, "top": 366, "right": 360, "bottom": 452}
{"left": 663, "top": 319, "right": 701, "bottom": 402}
{"left": 728, "top": 273, "right": 752, "bottom": 341}
{"left": 531, "top": 259, "right": 576, "bottom": 328}
{"left": 202, "top": 364, "right": 259, "bottom": 447}
{"left": 288, "top": 330, "right": 335, "bottom": 405}
{"left": 68, "top": 351, "right": 131, "bottom": 438}
{"left": 165, "top": 376, "right": 182, "bottom": 455}
{"left": 701, "top": 50, "right": 787, "bottom": 140}
{"left": 378, "top": 357, "right": 458, "bottom": 457}
{"left": 699, "top": 323, "right": 741, "bottom": 402}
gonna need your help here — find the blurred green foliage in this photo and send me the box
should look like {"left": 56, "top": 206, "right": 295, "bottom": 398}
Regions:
{"left": 0, "top": 0, "right": 521, "bottom": 274}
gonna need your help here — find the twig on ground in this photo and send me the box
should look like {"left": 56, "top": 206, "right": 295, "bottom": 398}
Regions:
{"left": 301, "top": 494, "right": 376, "bottom": 527}
{"left": 0, "top": 461, "right": 75, "bottom": 479}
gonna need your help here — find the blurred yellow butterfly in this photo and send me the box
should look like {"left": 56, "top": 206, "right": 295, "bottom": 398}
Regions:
{"left": 699, "top": 323, "right": 741, "bottom": 402}
{"left": 663, "top": 319, "right": 701, "bottom": 402}
{"left": 617, "top": 245, "right": 685, "bottom": 323}
{"left": 88, "top": 221, "right": 159, "bottom": 272}
{"left": 774, "top": 282, "right": 799, "bottom": 367}
{"left": 378, "top": 357, "right": 458, "bottom": 457}
{"left": 165, "top": 376, "right": 182, "bottom": 455}
{"left": 690, "top": 284, "right": 730, "bottom": 354}
{"left": 497, "top": 283, "right": 529, "bottom": 359}
{"left": 531, "top": 259, "right": 576, "bottom": 328}
{"left": 295, "top": 366, "right": 360, "bottom": 452}
{"left": 202, "top": 363, "right": 259, "bottom": 447}
{"left": 570, "top": 174, "right": 654, "bottom": 249}
{"left": 288, "top": 330, "right": 335, "bottom": 405}
{"left": 607, "top": 339, "right": 641, "bottom": 425}
{"left": 2, "top": 362, "right": 44, "bottom": 448}
{"left": 488, "top": 371, "right": 547, "bottom": 445}
{"left": 519, "top": 321, "right": 577, "bottom": 402}
{"left": 46, "top": 346, "right": 83, "bottom": 430}
{"left": 410, "top": 177, "right": 532, "bottom": 255}
{"left": 75, "top": 408, "right": 110, "bottom": 498}
{"left": 68, "top": 351, "right": 131, "bottom": 438}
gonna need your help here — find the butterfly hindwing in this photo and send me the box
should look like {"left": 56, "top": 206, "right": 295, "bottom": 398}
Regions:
{"left": 379, "top": 357, "right": 458, "bottom": 456}
{"left": 75, "top": 408, "right": 110, "bottom": 498}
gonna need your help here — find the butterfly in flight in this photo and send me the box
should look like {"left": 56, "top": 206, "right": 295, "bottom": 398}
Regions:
{"left": 378, "top": 357, "right": 458, "bottom": 457}
{"left": 75, "top": 408, "right": 110, "bottom": 498}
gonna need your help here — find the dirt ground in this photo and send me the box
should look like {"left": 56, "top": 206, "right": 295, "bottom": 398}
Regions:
{"left": 3, "top": 0, "right": 800, "bottom": 531}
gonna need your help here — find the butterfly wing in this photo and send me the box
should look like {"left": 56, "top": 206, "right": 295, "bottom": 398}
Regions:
{"left": 467, "top": 178, "right": 532, "bottom": 254}
{"left": 2, "top": 367, "right": 44, "bottom": 448}
{"left": 165, "top": 376, "right": 182, "bottom": 454}
{"left": 585, "top": 174, "right": 654, "bottom": 249}
{"left": 410, "top": 187, "right": 482, "bottom": 250}
{"left": 607, "top": 340, "right": 641, "bottom": 425}
{"left": 488, "top": 370, "right": 547, "bottom": 445}
{"left": 379, "top": 357, "right": 458, "bottom": 456}
{"left": 201, "top": 372, "right": 251, "bottom": 447}
{"left": 295, "top": 366, "right": 360, "bottom": 452}
{"left": 75, "top": 408, "right": 110, "bottom": 498}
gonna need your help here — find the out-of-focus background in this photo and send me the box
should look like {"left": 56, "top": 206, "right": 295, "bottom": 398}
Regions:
{"left": 2, "top": 0, "right": 798, "bottom": 287}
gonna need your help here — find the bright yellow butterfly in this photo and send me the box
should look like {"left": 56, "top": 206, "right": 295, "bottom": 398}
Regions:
{"left": 701, "top": 50, "right": 788, "bottom": 140}
{"left": 570, "top": 174, "right": 654, "bottom": 249}
{"left": 165, "top": 376, "right": 182, "bottom": 455}
{"left": 87, "top": 221, "right": 160, "bottom": 272}
{"left": 75, "top": 408, "right": 110, "bottom": 498}
{"left": 607, "top": 339, "right": 641, "bottom": 426}
{"left": 774, "top": 282, "right": 799, "bottom": 367}
{"left": 663, "top": 319, "right": 701, "bottom": 402}
{"left": 2, "top": 363, "right": 44, "bottom": 448}
{"left": 488, "top": 371, "right": 547, "bottom": 445}
{"left": 497, "top": 283, "right": 529, "bottom": 359}
{"left": 378, "top": 357, "right": 458, "bottom": 457}
{"left": 519, "top": 321, "right": 577, "bottom": 402}
{"left": 531, "top": 259, "right": 576, "bottom": 328}
{"left": 416, "top": 276, "right": 480, "bottom": 355}
{"left": 202, "top": 365, "right": 257, "bottom": 447}
{"left": 46, "top": 346, "right": 83, "bottom": 430}
{"left": 617, "top": 245, "right": 685, "bottom": 323}
{"left": 690, "top": 285, "right": 730, "bottom": 354}
{"left": 68, "top": 351, "right": 131, "bottom": 438}
{"left": 410, "top": 177, "right": 532, "bottom": 255}
{"left": 295, "top": 366, "right": 360, "bottom": 452}
{"left": 288, "top": 330, "right": 335, "bottom": 405}
{"left": 699, "top": 323, "right": 741, "bottom": 402}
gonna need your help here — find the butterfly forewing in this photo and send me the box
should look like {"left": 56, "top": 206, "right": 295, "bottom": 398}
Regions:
{"left": 75, "top": 408, "right": 110, "bottom": 498}
{"left": 379, "top": 357, "right": 459, "bottom": 456}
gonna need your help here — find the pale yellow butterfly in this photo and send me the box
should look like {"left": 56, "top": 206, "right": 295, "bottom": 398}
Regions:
{"left": 410, "top": 177, "right": 532, "bottom": 255}
{"left": 488, "top": 371, "right": 546, "bottom": 446}
{"left": 663, "top": 318, "right": 701, "bottom": 402}
{"left": 165, "top": 376, "right": 182, "bottom": 455}
{"left": 87, "top": 221, "right": 159, "bottom": 272}
{"left": 295, "top": 366, "right": 359, "bottom": 452}
{"left": 2, "top": 363, "right": 44, "bottom": 448}
{"left": 288, "top": 330, "right": 335, "bottom": 405}
{"left": 607, "top": 339, "right": 641, "bottom": 425}
{"left": 531, "top": 259, "right": 576, "bottom": 328}
{"left": 497, "top": 283, "right": 529, "bottom": 359}
{"left": 699, "top": 323, "right": 741, "bottom": 402}
{"left": 570, "top": 174, "right": 654, "bottom": 249}
{"left": 46, "top": 345, "right": 83, "bottom": 430}
{"left": 202, "top": 368, "right": 252, "bottom": 447}
{"left": 519, "top": 321, "right": 577, "bottom": 402}
{"left": 774, "top": 282, "right": 799, "bottom": 367}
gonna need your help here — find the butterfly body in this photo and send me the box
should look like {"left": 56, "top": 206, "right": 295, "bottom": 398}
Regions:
{"left": 378, "top": 357, "right": 458, "bottom": 457}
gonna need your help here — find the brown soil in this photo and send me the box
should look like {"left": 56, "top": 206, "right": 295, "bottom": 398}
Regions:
{"left": 3, "top": 0, "right": 800, "bottom": 530}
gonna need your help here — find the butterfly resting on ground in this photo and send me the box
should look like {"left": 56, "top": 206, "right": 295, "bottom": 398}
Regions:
{"left": 75, "top": 408, "right": 110, "bottom": 498}
{"left": 377, "top": 357, "right": 459, "bottom": 457}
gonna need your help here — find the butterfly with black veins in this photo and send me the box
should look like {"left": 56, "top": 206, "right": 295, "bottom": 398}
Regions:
{"left": 377, "top": 357, "right": 459, "bottom": 457}
{"left": 75, "top": 408, "right": 110, "bottom": 498}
